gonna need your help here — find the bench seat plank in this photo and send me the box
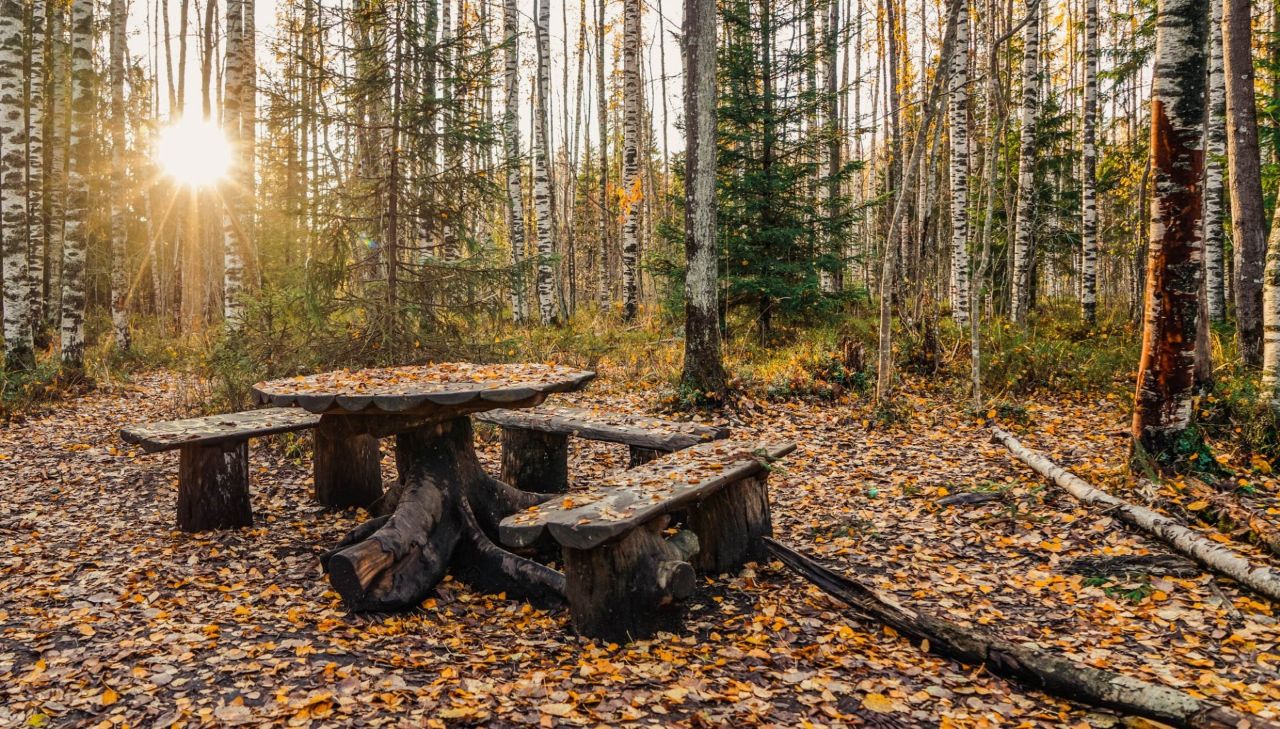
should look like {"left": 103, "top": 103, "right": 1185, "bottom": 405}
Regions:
{"left": 476, "top": 405, "right": 728, "bottom": 452}
{"left": 120, "top": 407, "right": 320, "bottom": 453}
{"left": 500, "top": 440, "right": 794, "bottom": 551}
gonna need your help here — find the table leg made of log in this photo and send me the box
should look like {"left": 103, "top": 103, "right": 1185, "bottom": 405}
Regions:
{"left": 321, "top": 415, "right": 565, "bottom": 612}
{"left": 177, "top": 440, "right": 253, "bottom": 532}
{"left": 313, "top": 416, "right": 385, "bottom": 510}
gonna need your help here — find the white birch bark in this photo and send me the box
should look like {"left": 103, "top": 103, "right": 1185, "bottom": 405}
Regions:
{"left": 1262, "top": 195, "right": 1280, "bottom": 410}
{"left": 1081, "top": 0, "right": 1100, "bottom": 324}
{"left": 993, "top": 428, "right": 1280, "bottom": 601}
{"left": 0, "top": 0, "right": 32, "bottom": 369}
{"left": 1204, "top": 0, "right": 1227, "bottom": 323}
{"left": 60, "top": 0, "right": 91, "bottom": 368}
{"left": 44, "top": 0, "right": 65, "bottom": 332}
{"left": 948, "top": 1, "right": 970, "bottom": 325}
{"left": 1010, "top": 0, "right": 1041, "bottom": 324}
{"left": 620, "top": 0, "right": 642, "bottom": 322}
{"left": 502, "top": 0, "right": 528, "bottom": 323}
{"left": 222, "top": 0, "right": 246, "bottom": 325}
{"left": 27, "top": 0, "right": 46, "bottom": 338}
{"left": 109, "top": 0, "right": 129, "bottom": 346}
{"left": 532, "top": 0, "right": 558, "bottom": 324}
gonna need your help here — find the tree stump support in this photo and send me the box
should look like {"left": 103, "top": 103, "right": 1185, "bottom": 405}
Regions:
{"left": 562, "top": 519, "right": 699, "bottom": 642}
{"left": 500, "top": 428, "right": 570, "bottom": 494}
{"left": 686, "top": 474, "right": 772, "bottom": 573}
{"left": 628, "top": 446, "right": 663, "bottom": 467}
{"left": 314, "top": 417, "right": 384, "bottom": 510}
{"left": 177, "top": 441, "right": 252, "bottom": 532}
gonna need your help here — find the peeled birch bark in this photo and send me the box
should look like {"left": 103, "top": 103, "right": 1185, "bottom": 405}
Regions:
{"left": 991, "top": 428, "right": 1280, "bottom": 602}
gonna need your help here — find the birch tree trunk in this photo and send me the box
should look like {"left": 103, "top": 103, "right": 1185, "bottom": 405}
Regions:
{"left": 0, "top": 0, "right": 33, "bottom": 370}
{"left": 532, "top": 0, "right": 558, "bottom": 325}
{"left": 679, "top": 0, "right": 727, "bottom": 399}
{"left": 948, "top": 0, "right": 970, "bottom": 325}
{"left": 596, "top": 0, "right": 610, "bottom": 308}
{"left": 1203, "top": 0, "right": 1227, "bottom": 323}
{"left": 27, "top": 0, "right": 46, "bottom": 342}
{"left": 222, "top": 0, "right": 246, "bottom": 325}
{"left": 825, "top": 0, "right": 843, "bottom": 295}
{"left": 502, "top": 0, "right": 528, "bottom": 323}
{"left": 1010, "top": 0, "right": 1040, "bottom": 324}
{"left": 1081, "top": 0, "right": 1100, "bottom": 325}
{"left": 620, "top": 0, "right": 642, "bottom": 322}
{"left": 60, "top": 0, "right": 91, "bottom": 369}
{"left": 1132, "top": 0, "right": 1207, "bottom": 464}
{"left": 1262, "top": 194, "right": 1280, "bottom": 410}
{"left": 44, "top": 0, "right": 65, "bottom": 334}
{"left": 109, "top": 0, "right": 130, "bottom": 347}
{"left": 1224, "top": 0, "right": 1265, "bottom": 367}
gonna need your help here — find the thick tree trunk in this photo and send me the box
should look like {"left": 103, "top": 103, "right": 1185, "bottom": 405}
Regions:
{"left": 620, "top": 0, "right": 642, "bottom": 322}
{"left": 1133, "top": 0, "right": 1208, "bottom": 464}
{"left": 0, "top": 0, "right": 33, "bottom": 371}
{"left": 1204, "top": 0, "right": 1227, "bottom": 323}
{"left": 322, "top": 417, "right": 564, "bottom": 612}
{"left": 1224, "top": 0, "right": 1266, "bottom": 366}
{"left": 678, "top": 0, "right": 728, "bottom": 400}
{"left": 1081, "top": 0, "right": 1100, "bottom": 324}
{"left": 60, "top": 0, "right": 91, "bottom": 369}
{"left": 1010, "top": 0, "right": 1040, "bottom": 324}
{"left": 948, "top": 0, "right": 970, "bottom": 325}
{"left": 768, "top": 538, "right": 1280, "bottom": 729}
{"left": 992, "top": 428, "right": 1280, "bottom": 601}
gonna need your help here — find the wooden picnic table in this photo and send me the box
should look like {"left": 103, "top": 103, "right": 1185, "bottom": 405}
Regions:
{"left": 252, "top": 363, "right": 595, "bottom": 611}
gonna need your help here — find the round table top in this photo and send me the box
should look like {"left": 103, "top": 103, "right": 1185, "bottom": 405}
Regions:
{"left": 252, "top": 363, "right": 596, "bottom": 416}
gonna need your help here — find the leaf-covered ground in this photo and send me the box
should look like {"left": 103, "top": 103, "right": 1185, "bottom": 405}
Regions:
{"left": 1, "top": 372, "right": 1277, "bottom": 727}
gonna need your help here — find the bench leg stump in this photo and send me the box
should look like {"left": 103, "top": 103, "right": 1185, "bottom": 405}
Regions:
{"left": 314, "top": 420, "right": 383, "bottom": 510}
{"left": 628, "top": 446, "right": 663, "bottom": 468}
{"left": 177, "top": 442, "right": 252, "bottom": 532}
{"left": 687, "top": 475, "right": 772, "bottom": 574}
{"left": 563, "top": 519, "right": 697, "bottom": 642}
{"left": 500, "top": 427, "right": 569, "bottom": 494}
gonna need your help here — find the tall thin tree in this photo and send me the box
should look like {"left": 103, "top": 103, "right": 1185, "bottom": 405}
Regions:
{"left": 619, "top": 0, "right": 641, "bottom": 321}
{"left": 1204, "top": 0, "right": 1226, "bottom": 322}
{"left": 0, "top": 0, "right": 33, "bottom": 370}
{"left": 1081, "top": 0, "right": 1099, "bottom": 324}
{"left": 532, "top": 0, "right": 558, "bottom": 324}
{"left": 61, "top": 0, "right": 91, "bottom": 369}
{"left": 1224, "top": 0, "right": 1265, "bottom": 366}
{"left": 1010, "top": 0, "right": 1040, "bottom": 324}
{"left": 502, "top": 0, "right": 528, "bottom": 323}
{"left": 948, "top": 0, "right": 970, "bottom": 325}
{"left": 109, "top": 0, "right": 129, "bottom": 347}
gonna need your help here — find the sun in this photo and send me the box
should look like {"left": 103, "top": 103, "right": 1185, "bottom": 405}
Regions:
{"left": 157, "top": 116, "right": 232, "bottom": 187}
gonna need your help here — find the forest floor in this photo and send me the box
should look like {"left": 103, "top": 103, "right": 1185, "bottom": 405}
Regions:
{"left": 1, "top": 371, "right": 1278, "bottom": 728}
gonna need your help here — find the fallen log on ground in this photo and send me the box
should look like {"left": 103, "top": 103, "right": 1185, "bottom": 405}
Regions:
{"left": 764, "top": 538, "right": 1279, "bottom": 729}
{"left": 990, "top": 428, "right": 1280, "bottom": 602}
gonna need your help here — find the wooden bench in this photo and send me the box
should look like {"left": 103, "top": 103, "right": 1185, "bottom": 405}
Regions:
{"left": 499, "top": 439, "right": 794, "bottom": 642}
{"left": 121, "top": 407, "right": 381, "bottom": 532}
{"left": 475, "top": 405, "right": 730, "bottom": 494}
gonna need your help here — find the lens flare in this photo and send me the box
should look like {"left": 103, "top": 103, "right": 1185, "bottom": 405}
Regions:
{"left": 156, "top": 117, "right": 232, "bottom": 187}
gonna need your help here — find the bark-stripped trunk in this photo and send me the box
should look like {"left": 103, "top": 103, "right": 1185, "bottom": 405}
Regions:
{"left": 1203, "top": 0, "right": 1226, "bottom": 323}
{"left": 109, "top": 0, "right": 129, "bottom": 347}
{"left": 1132, "top": 0, "right": 1208, "bottom": 464}
{"left": 532, "top": 0, "right": 558, "bottom": 325}
{"left": 27, "top": 0, "right": 46, "bottom": 343}
{"left": 678, "top": 0, "right": 727, "bottom": 399}
{"left": 61, "top": 0, "right": 91, "bottom": 369}
{"left": 1224, "top": 0, "right": 1265, "bottom": 366}
{"left": 1081, "top": 0, "right": 1100, "bottom": 324}
{"left": 222, "top": 0, "right": 246, "bottom": 325}
{"left": 1010, "top": 0, "right": 1040, "bottom": 324}
{"left": 502, "top": 0, "right": 528, "bottom": 323}
{"left": 619, "top": 0, "right": 641, "bottom": 322}
{"left": 0, "top": 0, "right": 32, "bottom": 370}
{"left": 948, "top": 0, "right": 969, "bottom": 325}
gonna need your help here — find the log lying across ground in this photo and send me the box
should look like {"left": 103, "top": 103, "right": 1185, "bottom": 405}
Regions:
{"left": 990, "top": 428, "right": 1280, "bottom": 602}
{"left": 765, "top": 539, "right": 1279, "bottom": 729}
